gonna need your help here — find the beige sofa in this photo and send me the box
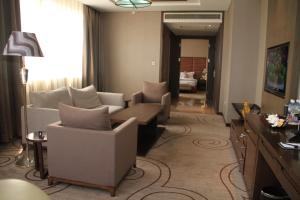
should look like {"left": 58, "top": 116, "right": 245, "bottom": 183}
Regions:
{"left": 21, "top": 92, "right": 125, "bottom": 145}
{"left": 46, "top": 117, "right": 137, "bottom": 196}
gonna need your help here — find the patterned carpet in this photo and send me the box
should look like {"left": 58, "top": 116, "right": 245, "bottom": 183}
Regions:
{"left": 0, "top": 112, "right": 248, "bottom": 200}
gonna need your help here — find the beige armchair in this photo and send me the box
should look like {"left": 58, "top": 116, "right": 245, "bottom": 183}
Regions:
{"left": 46, "top": 117, "right": 137, "bottom": 196}
{"left": 132, "top": 91, "right": 171, "bottom": 123}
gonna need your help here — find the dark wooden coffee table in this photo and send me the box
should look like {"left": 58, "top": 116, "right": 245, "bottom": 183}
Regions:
{"left": 111, "top": 103, "right": 164, "bottom": 155}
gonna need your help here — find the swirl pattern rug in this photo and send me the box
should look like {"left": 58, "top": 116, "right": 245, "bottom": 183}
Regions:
{"left": 0, "top": 112, "right": 248, "bottom": 200}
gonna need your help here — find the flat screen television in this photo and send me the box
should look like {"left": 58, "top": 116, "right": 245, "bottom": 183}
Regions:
{"left": 264, "top": 42, "right": 289, "bottom": 98}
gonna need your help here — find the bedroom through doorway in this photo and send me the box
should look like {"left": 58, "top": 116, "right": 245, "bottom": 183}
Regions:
{"left": 176, "top": 39, "right": 209, "bottom": 113}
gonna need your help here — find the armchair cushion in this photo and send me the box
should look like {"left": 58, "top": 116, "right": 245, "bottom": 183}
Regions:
{"left": 29, "top": 87, "right": 72, "bottom": 109}
{"left": 58, "top": 103, "right": 112, "bottom": 131}
{"left": 142, "top": 81, "right": 167, "bottom": 103}
{"left": 69, "top": 85, "right": 101, "bottom": 109}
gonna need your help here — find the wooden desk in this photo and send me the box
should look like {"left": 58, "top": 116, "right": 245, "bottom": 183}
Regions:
{"left": 242, "top": 114, "right": 300, "bottom": 199}
{"left": 0, "top": 179, "right": 50, "bottom": 200}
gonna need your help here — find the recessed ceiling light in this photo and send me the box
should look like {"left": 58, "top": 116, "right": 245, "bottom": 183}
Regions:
{"left": 208, "top": 24, "right": 212, "bottom": 27}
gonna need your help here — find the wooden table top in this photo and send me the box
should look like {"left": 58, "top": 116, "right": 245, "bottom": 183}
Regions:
{"left": 111, "top": 103, "right": 162, "bottom": 125}
{"left": 246, "top": 114, "right": 300, "bottom": 189}
{"left": 0, "top": 179, "right": 50, "bottom": 200}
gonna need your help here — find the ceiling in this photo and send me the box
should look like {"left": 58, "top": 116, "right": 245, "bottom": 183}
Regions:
{"left": 166, "top": 22, "right": 221, "bottom": 36}
{"left": 79, "top": 0, "right": 231, "bottom": 12}
{"left": 79, "top": 0, "right": 230, "bottom": 36}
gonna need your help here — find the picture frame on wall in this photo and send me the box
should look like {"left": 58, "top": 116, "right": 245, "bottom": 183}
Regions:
{"left": 264, "top": 42, "right": 289, "bottom": 98}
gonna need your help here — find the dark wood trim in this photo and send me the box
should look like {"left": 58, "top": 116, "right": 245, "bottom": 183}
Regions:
{"left": 48, "top": 164, "right": 136, "bottom": 197}
{"left": 48, "top": 176, "right": 116, "bottom": 196}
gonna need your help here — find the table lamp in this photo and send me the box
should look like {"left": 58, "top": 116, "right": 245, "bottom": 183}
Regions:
{"left": 2, "top": 31, "right": 43, "bottom": 167}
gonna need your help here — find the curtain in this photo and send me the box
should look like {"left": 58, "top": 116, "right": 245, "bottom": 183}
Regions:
{"left": 0, "top": 0, "right": 23, "bottom": 142}
{"left": 20, "top": 0, "right": 83, "bottom": 93}
{"left": 82, "top": 5, "right": 104, "bottom": 91}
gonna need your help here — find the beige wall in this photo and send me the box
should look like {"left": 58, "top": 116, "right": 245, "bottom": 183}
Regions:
{"left": 219, "top": 0, "right": 262, "bottom": 123}
{"left": 180, "top": 39, "right": 209, "bottom": 57}
{"left": 261, "top": 0, "right": 300, "bottom": 114}
{"left": 219, "top": 2, "right": 234, "bottom": 118}
{"left": 255, "top": 0, "right": 268, "bottom": 105}
{"left": 101, "top": 12, "right": 162, "bottom": 98}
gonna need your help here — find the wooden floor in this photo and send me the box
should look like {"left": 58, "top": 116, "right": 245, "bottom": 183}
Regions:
{"left": 171, "top": 91, "right": 215, "bottom": 114}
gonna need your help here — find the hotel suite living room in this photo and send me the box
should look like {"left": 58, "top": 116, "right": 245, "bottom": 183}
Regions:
{"left": 1, "top": 0, "right": 300, "bottom": 199}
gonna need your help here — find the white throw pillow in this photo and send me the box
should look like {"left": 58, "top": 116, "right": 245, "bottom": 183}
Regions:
{"left": 69, "top": 85, "right": 102, "bottom": 109}
{"left": 59, "top": 103, "right": 111, "bottom": 130}
{"left": 30, "top": 87, "right": 72, "bottom": 109}
{"left": 180, "top": 72, "right": 187, "bottom": 79}
{"left": 186, "top": 72, "right": 195, "bottom": 78}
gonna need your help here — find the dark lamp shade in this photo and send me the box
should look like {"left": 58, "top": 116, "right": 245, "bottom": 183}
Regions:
{"left": 115, "top": 0, "right": 152, "bottom": 8}
{"left": 2, "top": 31, "right": 43, "bottom": 57}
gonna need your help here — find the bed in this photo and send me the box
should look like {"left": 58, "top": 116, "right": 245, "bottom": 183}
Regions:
{"left": 179, "top": 72, "right": 198, "bottom": 92}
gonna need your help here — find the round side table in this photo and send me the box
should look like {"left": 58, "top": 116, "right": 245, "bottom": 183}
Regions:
{"left": 26, "top": 132, "right": 48, "bottom": 179}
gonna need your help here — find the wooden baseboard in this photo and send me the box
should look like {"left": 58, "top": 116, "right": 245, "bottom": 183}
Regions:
{"left": 48, "top": 164, "right": 136, "bottom": 197}
{"left": 217, "top": 112, "right": 230, "bottom": 126}
{"left": 48, "top": 176, "right": 116, "bottom": 196}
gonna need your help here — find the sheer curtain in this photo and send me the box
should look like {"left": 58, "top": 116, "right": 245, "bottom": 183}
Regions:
{"left": 20, "top": 0, "right": 83, "bottom": 92}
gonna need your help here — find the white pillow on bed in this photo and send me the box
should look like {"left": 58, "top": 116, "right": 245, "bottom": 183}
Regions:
{"left": 185, "top": 72, "right": 195, "bottom": 78}
{"left": 180, "top": 72, "right": 187, "bottom": 79}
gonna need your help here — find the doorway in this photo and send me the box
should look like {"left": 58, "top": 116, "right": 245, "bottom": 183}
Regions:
{"left": 161, "top": 13, "right": 224, "bottom": 114}
{"left": 176, "top": 39, "right": 209, "bottom": 113}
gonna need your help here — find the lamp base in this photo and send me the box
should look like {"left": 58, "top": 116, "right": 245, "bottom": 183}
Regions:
{"left": 15, "top": 150, "right": 34, "bottom": 168}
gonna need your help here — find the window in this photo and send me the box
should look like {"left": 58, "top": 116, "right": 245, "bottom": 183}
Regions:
{"left": 20, "top": 0, "right": 83, "bottom": 89}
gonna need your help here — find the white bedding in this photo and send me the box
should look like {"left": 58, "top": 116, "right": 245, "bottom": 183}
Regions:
{"left": 180, "top": 78, "right": 198, "bottom": 87}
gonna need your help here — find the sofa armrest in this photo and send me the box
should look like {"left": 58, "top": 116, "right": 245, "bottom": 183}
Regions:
{"left": 160, "top": 92, "right": 171, "bottom": 121}
{"left": 21, "top": 105, "right": 59, "bottom": 144}
{"left": 161, "top": 92, "right": 171, "bottom": 106}
{"left": 97, "top": 92, "right": 125, "bottom": 107}
{"left": 113, "top": 117, "right": 138, "bottom": 184}
{"left": 131, "top": 91, "right": 143, "bottom": 105}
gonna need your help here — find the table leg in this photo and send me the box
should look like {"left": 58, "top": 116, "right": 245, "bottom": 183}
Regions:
{"left": 33, "top": 143, "right": 39, "bottom": 170}
{"left": 137, "top": 116, "right": 164, "bottom": 156}
{"left": 36, "top": 143, "right": 47, "bottom": 179}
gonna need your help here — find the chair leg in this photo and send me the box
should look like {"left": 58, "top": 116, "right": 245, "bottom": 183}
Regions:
{"left": 133, "top": 159, "right": 137, "bottom": 168}
{"left": 109, "top": 187, "right": 116, "bottom": 197}
{"left": 48, "top": 177, "right": 54, "bottom": 186}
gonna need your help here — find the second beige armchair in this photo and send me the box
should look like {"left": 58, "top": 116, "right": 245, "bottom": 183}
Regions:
{"left": 132, "top": 81, "right": 171, "bottom": 123}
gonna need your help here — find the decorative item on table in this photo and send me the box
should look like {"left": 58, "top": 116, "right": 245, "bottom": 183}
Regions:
{"left": 279, "top": 142, "right": 300, "bottom": 150}
{"left": 286, "top": 99, "right": 300, "bottom": 125}
{"left": 266, "top": 114, "right": 286, "bottom": 128}
{"left": 242, "top": 100, "right": 251, "bottom": 119}
{"left": 38, "top": 131, "right": 44, "bottom": 139}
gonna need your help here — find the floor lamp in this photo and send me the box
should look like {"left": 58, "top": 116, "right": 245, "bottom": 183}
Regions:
{"left": 2, "top": 31, "right": 43, "bottom": 167}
